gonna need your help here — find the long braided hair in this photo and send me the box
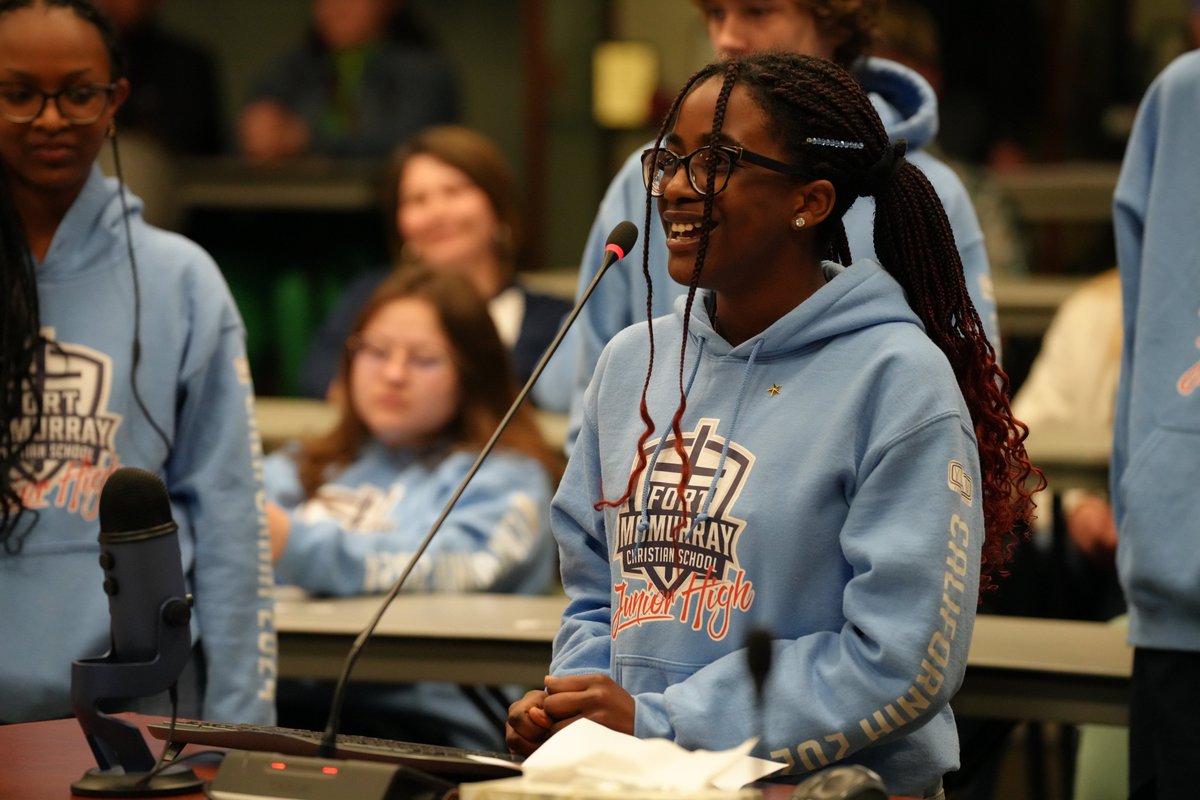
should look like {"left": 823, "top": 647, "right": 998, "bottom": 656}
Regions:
{"left": 0, "top": 169, "right": 40, "bottom": 552}
{"left": 0, "top": 0, "right": 129, "bottom": 553}
{"left": 593, "top": 62, "right": 742, "bottom": 550}
{"left": 602, "top": 51, "right": 1042, "bottom": 595}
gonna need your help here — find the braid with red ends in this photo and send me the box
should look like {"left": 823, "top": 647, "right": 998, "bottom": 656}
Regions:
{"left": 661, "top": 61, "right": 742, "bottom": 548}
{"left": 594, "top": 66, "right": 714, "bottom": 516}
{"left": 736, "top": 51, "right": 1043, "bottom": 594}
{"left": 595, "top": 61, "right": 741, "bottom": 576}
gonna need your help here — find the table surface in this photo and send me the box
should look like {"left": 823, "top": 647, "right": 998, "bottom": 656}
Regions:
{"left": 275, "top": 591, "right": 1132, "bottom": 726}
{"left": 255, "top": 396, "right": 569, "bottom": 455}
{"left": 0, "top": 713, "right": 937, "bottom": 800}
{"left": 0, "top": 714, "right": 217, "bottom": 800}
{"left": 1022, "top": 424, "right": 1111, "bottom": 491}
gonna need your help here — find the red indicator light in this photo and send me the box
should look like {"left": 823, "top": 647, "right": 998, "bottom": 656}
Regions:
{"left": 321, "top": 766, "right": 339, "bottom": 775}
{"left": 270, "top": 762, "right": 287, "bottom": 770}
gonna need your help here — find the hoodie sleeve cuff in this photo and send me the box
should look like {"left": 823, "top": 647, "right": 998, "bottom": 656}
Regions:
{"left": 633, "top": 692, "right": 673, "bottom": 740}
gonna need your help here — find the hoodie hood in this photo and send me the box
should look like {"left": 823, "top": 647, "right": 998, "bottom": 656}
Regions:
{"left": 38, "top": 165, "right": 144, "bottom": 279}
{"left": 674, "top": 259, "right": 924, "bottom": 360}
{"left": 856, "top": 56, "right": 939, "bottom": 151}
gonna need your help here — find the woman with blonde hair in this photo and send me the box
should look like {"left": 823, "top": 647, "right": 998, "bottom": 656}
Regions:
{"left": 302, "top": 124, "right": 572, "bottom": 409}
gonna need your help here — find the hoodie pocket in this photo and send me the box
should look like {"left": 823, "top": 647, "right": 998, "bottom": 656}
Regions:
{"left": 1115, "top": 425, "right": 1200, "bottom": 618}
{"left": 614, "top": 653, "right": 705, "bottom": 696}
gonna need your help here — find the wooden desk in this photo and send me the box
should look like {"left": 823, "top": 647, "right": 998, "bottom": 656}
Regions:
{"left": 0, "top": 714, "right": 215, "bottom": 800}
{"left": 990, "top": 162, "right": 1119, "bottom": 225}
{"left": 276, "top": 592, "right": 565, "bottom": 685}
{"left": 1023, "top": 425, "right": 1111, "bottom": 492}
{"left": 274, "top": 593, "right": 1132, "bottom": 726}
{"left": 994, "top": 276, "right": 1086, "bottom": 339}
{"left": 954, "top": 615, "right": 1130, "bottom": 726}
{"left": 255, "top": 396, "right": 569, "bottom": 455}
{"left": 255, "top": 395, "right": 339, "bottom": 452}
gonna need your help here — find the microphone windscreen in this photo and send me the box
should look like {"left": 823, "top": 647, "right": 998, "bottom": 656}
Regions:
{"left": 604, "top": 220, "right": 639, "bottom": 260}
{"left": 96, "top": 467, "right": 187, "bottom": 662}
{"left": 100, "top": 467, "right": 173, "bottom": 536}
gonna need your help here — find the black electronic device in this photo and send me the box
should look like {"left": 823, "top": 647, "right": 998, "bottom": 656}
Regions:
{"left": 207, "top": 750, "right": 457, "bottom": 800}
{"left": 70, "top": 467, "right": 203, "bottom": 797}
{"left": 202, "top": 222, "right": 639, "bottom": 800}
{"left": 788, "top": 765, "right": 889, "bottom": 800}
{"left": 146, "top": 718, "right": 522, "bottom": 779}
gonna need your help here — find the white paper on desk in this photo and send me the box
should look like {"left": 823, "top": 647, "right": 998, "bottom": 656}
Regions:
{"left": 518, "top": 718, "right": 785, "bottom": 792}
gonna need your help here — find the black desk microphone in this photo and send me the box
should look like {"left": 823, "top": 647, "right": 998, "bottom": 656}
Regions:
{"left": 211, "top": 221, "right": 640, "bottom": 800}
{"left": 71, "top": 467, "right": 202, "bottom": 797}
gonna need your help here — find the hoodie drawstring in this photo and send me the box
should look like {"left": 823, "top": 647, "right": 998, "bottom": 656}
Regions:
{"left": 689, "top": 338, "right": 763, "bottom": 536}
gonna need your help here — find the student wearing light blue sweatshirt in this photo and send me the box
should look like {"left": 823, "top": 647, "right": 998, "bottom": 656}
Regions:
{"left": 0, "top": 0, "right": 274, "bottom": 726}
{"left": 265, "top": 268, "right": 561, "bottom": 748}
{"left": 1111, "top": 48, "right": 1200, "bottom": 800}
{"left": 505, "top": 53, "right": 1040, "bottom": 799}
{"left": 563, "top": 0, "right": 998, "bottom": 453}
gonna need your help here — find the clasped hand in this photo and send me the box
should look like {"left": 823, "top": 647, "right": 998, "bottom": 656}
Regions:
{"left": 505, "top": 673, "right": 635, "bottom": 756}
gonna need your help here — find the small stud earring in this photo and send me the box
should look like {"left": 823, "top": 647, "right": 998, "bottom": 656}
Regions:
{"left": 792, "top": 216, "right": 806, "bottom": 230}
{"left": 106, "top": 120, "right": 116, "bottom": 138}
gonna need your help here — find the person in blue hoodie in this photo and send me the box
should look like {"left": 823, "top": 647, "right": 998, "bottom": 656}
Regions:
{"left": 0, "top": 0, "right": 274, "bottom": 724}
{"left": 505, "top": 52, "right": 1041, "bottom": 798}
{"left": 265, "top": 267, "right": 561, "bottom": 748}
{"left": 563, "top": 0, "right": 999, "bottom": 453}
{"left": 1111, "top": 49, "right": 1200, "bottom": 800}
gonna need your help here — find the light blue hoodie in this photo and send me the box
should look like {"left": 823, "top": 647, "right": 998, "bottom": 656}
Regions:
{"left": 264, "top": 442, "right": 557, "bottom": 749}
{"left": 265, "top": 443, "right": 556, "bottom": 596}
{"left": 552, "top": 260, "right": 982, "bottom": 796}
{"left": 0, "top": 167, "right": 275, "bottom": 724}
{"left": 563, "top": 57, "right": 995, "bottom": 451}
{"left": 1111, "top": 50, "right": 1200, "bottom": 652}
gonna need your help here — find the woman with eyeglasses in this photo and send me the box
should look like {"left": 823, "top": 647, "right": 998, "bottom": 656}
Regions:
{"left": 264, "top": 267, "right": 561, "bottom": 748}
{"left": 504, "top": 52, "right": 1041, "bottom": 799}
{"left": 564, "top": 0, "right": 1003, "bottom": 460}
{"left": 0, "top": 0, "right": 274, "bottom": 726}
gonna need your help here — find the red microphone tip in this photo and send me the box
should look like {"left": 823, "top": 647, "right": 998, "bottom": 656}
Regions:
{"left": 605, "top": 243, "right": 627, "bottom": 260}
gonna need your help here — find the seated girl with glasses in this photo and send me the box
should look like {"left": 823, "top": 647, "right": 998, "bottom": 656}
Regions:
{"left": 505, "top": 52, "right": 1041, "bottom": 798}
{"left": 264, "top": 267, "right": 562, "bottom": 748}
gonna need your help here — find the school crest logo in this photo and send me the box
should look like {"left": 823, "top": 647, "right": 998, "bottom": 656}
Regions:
{"left": 12, "top": 333, "right": 122, "bottom": 483}
{"left": 7, "top": 332, "right": 124, "bottom": 521}
{"left": 615, "top": 418, "right": 755, "bottom": 595}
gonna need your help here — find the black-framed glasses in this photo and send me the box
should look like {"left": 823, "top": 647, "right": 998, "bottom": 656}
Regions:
{"left": 0, "top": 82, "right": 117, "bottom": 125}
{"left": 641, "top": 144, "right": 807, "bottom": 197}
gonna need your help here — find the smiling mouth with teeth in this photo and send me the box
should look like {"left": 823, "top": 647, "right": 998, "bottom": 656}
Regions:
{"left": 669, "top": 222, "right": 702, "bottom": 239}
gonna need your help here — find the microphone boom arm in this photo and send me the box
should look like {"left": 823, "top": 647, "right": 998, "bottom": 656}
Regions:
{"left": 320, "top": 225, "right": 636, "bottom": 755}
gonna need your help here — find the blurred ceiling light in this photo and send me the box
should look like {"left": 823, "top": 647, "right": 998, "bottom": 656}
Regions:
{"left": 592, "top": 41, "right": 659, "bottom": 129}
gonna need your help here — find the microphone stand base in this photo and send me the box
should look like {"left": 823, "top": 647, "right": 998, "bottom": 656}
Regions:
{"left": 71, "top": 765, "right": 204, "bottom": 797}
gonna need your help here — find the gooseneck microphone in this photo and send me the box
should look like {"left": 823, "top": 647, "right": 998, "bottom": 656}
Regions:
{"left": 209, "top": 222, "right": 639, "bottom": 799}
{"left": 319, "top": 219, "right": 640, "bottom": 757}
{"left": 71, "top": 467, "right": 202, "bottom": 797}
